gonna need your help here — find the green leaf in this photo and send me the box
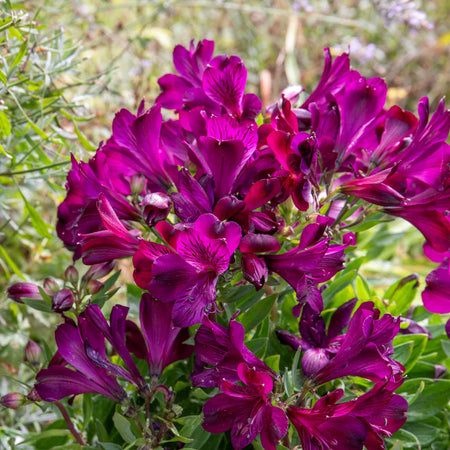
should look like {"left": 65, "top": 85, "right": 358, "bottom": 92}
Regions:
{"left": 18, "top": 428, "right": 70, "bottom": 445}
{"left": 441, "top": 339, "right": 450, "bottom": 358}
{"left": 9, "top": 40, "right": 27, "bottom": 73}
{"left": 0, "top": 244, "right": 25, "bottom": 279}
{"left": 392, "top": 334, "right": 428, "bottom": 373}
{"left": 388, "top": 428, "right": 421, "bottom": 449}
{"left": 112, "top": 412, "right": 137, "bottom": 444}
{"left": 386, "top": 274, "right": 419, "bottom": 316}
{"left": 322, "top": 270, "right": 357, "bottom": 307}
{"left": 264, "top": 354, "right": 280, "bottom": 373}
{"left": 21, "top": 297, "right": 52, "bottom": 312}
{"left": 82, "top": 394, "right": 93, "bottom": 431}
{"left": 397, "top": 378, "right": 450, "bottom": 421}
{"left": 17, "top": 185, "right": 52, "bottom": 239}
{"left": 0, "top": 110, "right": 11, "bottom": 136}
{"left": 73, "top": 121, "right": 97, "bottom": 152}
{"left": 0, "top": 68, "right": 10, "bottom": 89}
{"left": 237, "top": 294, "right": 276, "bottom": 331}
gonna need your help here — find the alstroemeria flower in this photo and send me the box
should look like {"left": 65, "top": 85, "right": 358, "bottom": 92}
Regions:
{"left": 35, "top": 321, "right": 127, "bottom": 402}
{"left": 125, "top": 293, "right": 193, "bottom": 378}
{"left": 192, "top": 317, "right": 275, "bottom": 387}
{"left": 422, "top": 258, "right": 450, "bottom": 313}
{"left": 145, "top": 213, "right": 241, "bottom": 326}
{"left": 202, "top": 363, "right": 288, "bottom": 450}
{"left": 277, "top": 299, "right": 357, "bottom": 377}
{"left": 312, "top": 302, "right": 404, "bottom": 385}
{"left": 288, "top": 379, "right": 407, "bottom": 450}
{"left": 265, "top": 218, "right": 348, "bottom": 312}
{"left": 80, "top": 194, "right": 141, "bottom": 265}
{"left": 56, "top": 153, "right": 140, "bottom": 257}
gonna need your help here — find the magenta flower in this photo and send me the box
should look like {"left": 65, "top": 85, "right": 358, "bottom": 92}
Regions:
{"left": 277, "top": 299, "right": 357, "bottom": 377}
{"left": 288, "top": 379, "right": 407, "bottom": 450}
{"left": 125, "top": 293, "right": 193, "bottom": 378}
{"left": 422, "top": 258, "right": 450, "bottom": 313}
{"left": 202, "top": 363, "right": 288, "bottom": 450}
{"left": 192, "top": 317, "right": 275, "bottom": 387}
{"left": 80, "top": 194, "right": 140, "bottom": 265}
{"left": 312, "top": 302, "right": 403, "bottom": 385}
{"left": 146, "top": 213, "right": 241, "bottom": 326}
{"left": 265, "top": 218, "right": 348, "bottom": 312}
{"left": 35, "top": 320, "right": 128, "bottom": 402}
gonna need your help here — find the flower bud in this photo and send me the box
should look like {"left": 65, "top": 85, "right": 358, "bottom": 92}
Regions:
{"left": 24, "top": 340, "right": 41, "bottom": 365}
{"left": 43, "top": 278, "right": 59, "bottom": 293}
{"left": 86, "top": 279, "right": 104, "bottom": 295}
{"left": 241, "top": 254, "right": 268, "bottom": 291}
{"left": 27, "top": 387, "right": 42, "bottom": 402}
{"left": 0, "top": 392, "right": 25, "bottom": 409}
{"left": 81, "top": 261, "right": 115, "bottom": 284}
{"left": 7, "top": 283, "right": 42, "bottom": 303}
{"left": 130, "top": 173, "right": 146, "bottom": 195}
{"left": 52, "top": 289, "right": 74, "bottom": 312}
{"left": 141, "top": 192, "right": 171, "bottom": 226}
{"left": 302, "top": 348, "right": 330, "bottom": 378}
{"left": 64, "top": 265, "right": 79, "bottom": 285}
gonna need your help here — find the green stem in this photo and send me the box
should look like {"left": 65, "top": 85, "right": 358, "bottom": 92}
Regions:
{"left": 0, "top": 161, "right": 69, "bottom": 176}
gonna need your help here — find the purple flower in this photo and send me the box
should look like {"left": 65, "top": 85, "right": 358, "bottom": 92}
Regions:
{"left": 277, "top": 299, "right": 357, "bottom": 377}
{"left": 146, "top": 213, "right": 241, "bottom": 326}
{"left": 288, "top": 379, "right": 407, "bottom": 450}
{"left": 35, "top": 321, "right": 128, "bottom": 402}
{"left": 192, "top": 317, "right": 275, "bottom": 387}
{"left": 80, "top": 194, "right": 140, "bottom": 265}
{"left": 312, "top": 302, "right": 404, "bottom": 385}
{"left": 56, "top": 153, "right": 140, "bottom": 257}
{"left": 422, "top": 258, "right": 450, "bottom": 313}
{"left": 265, "top": 218, "right": 348, "bottom": 312}
{"left": 157, "top": 39, "right": 215, "bottom": 111}
{"left": 202, "top": 363, "right": 288, "bottom": 450}
{"left": 125, "top": 293, "right": 193, "bottom": 378}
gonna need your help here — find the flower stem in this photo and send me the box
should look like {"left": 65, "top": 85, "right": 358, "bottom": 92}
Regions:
{"left": 54, "top": 401, "right": 87, "bottom": 446}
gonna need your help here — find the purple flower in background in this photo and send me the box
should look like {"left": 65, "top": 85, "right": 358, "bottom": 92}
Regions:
{"left": 202, "top": 363, "right": 288, "bottom": 450}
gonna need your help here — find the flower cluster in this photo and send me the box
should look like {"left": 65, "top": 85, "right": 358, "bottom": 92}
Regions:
{"left": 7, "top": 39, "right": 450, "bottom": 449}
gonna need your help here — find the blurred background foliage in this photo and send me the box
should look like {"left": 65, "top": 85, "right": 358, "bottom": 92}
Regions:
{"left": 0, "top": 0, "right": 449, "bottom": 446}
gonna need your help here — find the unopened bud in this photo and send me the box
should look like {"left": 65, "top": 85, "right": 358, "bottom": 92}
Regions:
{"left": 52, "top": 289, "right": 74, "bottom": 312}
{"left": 130, "top": 173, "right": 146, "bottom": 195}
{"left": 27, "top": 387, "right": 42, "bottom": 402}
{"left": 86, "top": 280, "right": 104, "bottom": 295}
{"left": 64, "top": 266, "right": 79, "bottom": 285}
{"left": 43, "top": 278, "right": 59, "bottom": 293}
{"left": 81, "top": 261, "right": 115, "bottom": 284}
{"left": 0, "top": 392, "right": 25, "bottom": 409}
{"left": 141, "top": 192, "right": 171, "bottom": 226}
{"left": 7, "top": 283, "right": 42, "bottom": 303}
{"left": 24, "top": 340, "right": 41, "bottom": 365}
